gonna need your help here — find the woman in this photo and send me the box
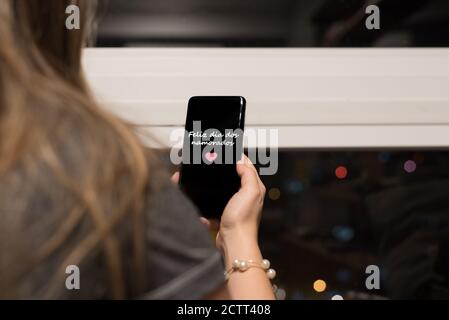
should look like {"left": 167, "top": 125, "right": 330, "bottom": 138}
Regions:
{"left": 0, "top": 0, "right": 275, "bottom": 299}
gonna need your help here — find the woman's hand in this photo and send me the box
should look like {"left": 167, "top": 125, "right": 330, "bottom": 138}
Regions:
{"left": 217, "top": 155, "right": 273, "bottom": 299}
{"left": 217, "top": 155, "right": 265, "bottom": 255}
{"left": 172, "top": 157, "right": 274, "bottom": 299}
{"left": 171, "top": 155, "right": 266, "bottom": 258}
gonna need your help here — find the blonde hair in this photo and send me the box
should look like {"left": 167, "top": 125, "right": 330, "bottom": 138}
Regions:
{"left": 0, "top": 0, "right": 152, "bottom": 298}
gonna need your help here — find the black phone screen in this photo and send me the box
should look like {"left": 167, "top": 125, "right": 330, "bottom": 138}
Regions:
{"left": 179, "top": 96, "right": 246, "bottom": 219}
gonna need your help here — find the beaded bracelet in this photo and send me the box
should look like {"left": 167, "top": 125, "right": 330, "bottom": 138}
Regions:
{"left": 224, "top": 259, "right": 277, "bottom": 280}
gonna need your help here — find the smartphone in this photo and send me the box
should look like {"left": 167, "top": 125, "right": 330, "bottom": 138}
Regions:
{"left": 179, "top": 96, "right": 246, "bottom": 219}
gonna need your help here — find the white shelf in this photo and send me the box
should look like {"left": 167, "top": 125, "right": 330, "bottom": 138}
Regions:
{"left": 84, "top": 48, "right": 449, "bottom": 148}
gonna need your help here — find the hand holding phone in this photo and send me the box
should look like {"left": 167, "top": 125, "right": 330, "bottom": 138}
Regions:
{"left": 179, "top": 96, "right": 246, "bottom": 219}
{"left": 178, "top": 97, "right": 273, "bottom": 299}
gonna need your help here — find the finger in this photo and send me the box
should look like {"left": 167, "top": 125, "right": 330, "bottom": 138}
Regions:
{"left": 237, "top": 154, "right": 246, "bottom": 165}
{"left": 243, "top": 153, "right": 252, "bottom": 164}
{"left": 238, "top": 154, "right": 253, "bottom": 172}
{"left": 200, "top": 217, "right": 220, "bottom": 231}
{"left": 239, "top": 155, "right": 264, "bottom": 193}
{"left": 199, "top": 217, "right": 211, "bottom": 228}
{"left": 237, "top": 159, "right": 261, "bottom": 191}
{"left": 238, "top": 154, "right": 252, "bottom": 166}
{"left": 241, "top": 154, "right": 259, "bottom": 177}
{"left": 171, "top": 172, "right": 180, "bottom": 184}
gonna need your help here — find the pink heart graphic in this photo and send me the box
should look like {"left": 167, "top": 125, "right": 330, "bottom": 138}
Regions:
{"left": 205, "top": 152, "right": 218, "bottom": 162}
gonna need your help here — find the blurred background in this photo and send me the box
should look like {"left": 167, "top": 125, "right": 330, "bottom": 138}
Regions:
{"left": 93, "top": 0, "right": 449, "bottom": 300}
{"left": 95, "top": 0, "right": 449, "bottom": 47}
{"left": 255, "top": 149, "right": 449, "bottom": 300}
{"left": 161, "top": 147, "right": 449, "bottom": 301}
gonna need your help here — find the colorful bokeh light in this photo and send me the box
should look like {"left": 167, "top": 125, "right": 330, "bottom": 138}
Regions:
{"left": 268, "top": 187, "right": 281, "bottom": 201}
{"left": 335, "top": 166, "right": 348, "bottom": 180}
{"left": 404, "top": 160, "right": 417, "bottom": 173}
{"left": 313, "top": 279, "right": 327, "bottom": 293}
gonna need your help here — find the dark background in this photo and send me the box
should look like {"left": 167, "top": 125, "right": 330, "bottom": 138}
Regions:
{"left": 95, "top": 0, "right": 449, "bottom": 299}
{"left": 256, "top": 150, "right": 449, "bottom": 300}
{"left": 163, "top": 149, "right": 449, "bottom": 300}
{"left": 96, "top": 0, "right": 449, "bottom": 47}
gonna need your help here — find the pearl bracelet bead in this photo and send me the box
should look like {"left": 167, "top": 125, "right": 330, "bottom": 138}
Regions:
{"left": 266, "top": 268, "right": 276, "bottom": 279}
{"left": 239, "top": 260, "right": 249, "bottom": 271}
{"left": 262, "top": 259, "right": 270, "bottom": 270}
{"left": 225, "top": 258, "right": 276, "bottom": 280}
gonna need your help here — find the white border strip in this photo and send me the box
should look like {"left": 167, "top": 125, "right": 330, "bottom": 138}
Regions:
{"left": 138, "top": 125, "right": 449, "bottom": 149}
{"left": 84, "top": 48, "right": 449, "bottom": 148}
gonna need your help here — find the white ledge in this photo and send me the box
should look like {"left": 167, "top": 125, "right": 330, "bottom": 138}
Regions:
{"left": 83, "top": 48, "right": 449, "bottom": 148}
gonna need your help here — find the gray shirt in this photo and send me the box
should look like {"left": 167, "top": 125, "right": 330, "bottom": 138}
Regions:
{"left": 0, "top": 158, "right": 224, "bottom": 299}
{"left": 141, "top": 169, "right": 225, "bottom": 299}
